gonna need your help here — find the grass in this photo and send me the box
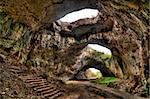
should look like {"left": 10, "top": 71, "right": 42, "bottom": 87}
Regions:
{"left": 91, "top": 77, "right": 119, "bottom": 85}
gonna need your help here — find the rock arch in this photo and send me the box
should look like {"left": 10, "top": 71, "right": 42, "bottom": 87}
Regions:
{"left": 0, "top": 0, "right": 149, "bottom": 97}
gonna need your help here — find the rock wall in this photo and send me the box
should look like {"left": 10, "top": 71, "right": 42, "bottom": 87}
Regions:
{"left": 0, "top": 0, "right": 149, "bottom": 96}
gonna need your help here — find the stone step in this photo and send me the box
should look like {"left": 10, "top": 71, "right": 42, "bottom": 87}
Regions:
{"left": 20, "top": 76, "right": 43, "bottom": 81}
{"left": 19, "top": 75, "right": 65, "bottom": 99}
{"left": 30, "top": 82, "right": 49, "bottom": 88}
{"left": 8, "top": 66, "right": 25, "bottom": 73}
{"left": 27, "top": 80, "right": 47, "bottom": 86}
{"left": 40, "top": 87, "right": 57, "bottom": 95}
{"left": 33, "top": 84, "right": 53, "bottom": 90}
{"left": 8, "top": 65, "right": 28, "bottom": 71}
{"left": 36, "top": 86, "right": 55, "bottom": 92}
{"left": 47, "top": 92, "right": 63, "bottom": 99}
{"left": 25, "top": 78, "right": 46, "bottom": 83}
{"left": 9, "top": 69, "right": 23, "bottom": 73}
{"left": 43, "top": 90, "right": 62, "bottom": 98}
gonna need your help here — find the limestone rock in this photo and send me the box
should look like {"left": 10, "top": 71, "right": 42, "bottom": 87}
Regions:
{"left": 0, "top": 0, "right": 149, "bottom": 98}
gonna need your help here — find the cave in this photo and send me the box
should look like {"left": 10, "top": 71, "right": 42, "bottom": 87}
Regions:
{"left": 76, "top": 46, "right": 116, "bottom": 80}
{"left": 68, "top": 42, "right": 115, "bottom": 80}
{"left": 0, "top": 0, "right": 149, "bottom": 98}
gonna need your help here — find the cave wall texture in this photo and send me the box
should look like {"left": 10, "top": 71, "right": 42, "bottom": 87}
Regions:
{"left": 0, "top": 0, "right": 149, "bottom": 96}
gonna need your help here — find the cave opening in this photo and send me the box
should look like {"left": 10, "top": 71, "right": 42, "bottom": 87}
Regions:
{"left": 72, "top": 43, "right": 115, "bottom": 81}
{"left": 58, "top": 8, "right": 99, "bottom": 23}
{"left": 55, "top": 8, "right": 99, "bottom": 33}
{"left": 56, "top": 8, "right": 115, "bottom": 80}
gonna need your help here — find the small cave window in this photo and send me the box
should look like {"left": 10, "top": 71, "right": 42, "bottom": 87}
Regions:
{"left": 74, "top": 67, "right": 103, "bottom": 80}
{"left": 88, "top": 44, "right": 112, "bottom": 55}
{"left": 58, "top": 8, "right": 99, "bottom": 23}
{"left": 85, "top": 68, "right": 103, "bottom": 79}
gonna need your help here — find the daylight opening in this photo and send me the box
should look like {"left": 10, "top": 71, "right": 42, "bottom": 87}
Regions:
{"left": 58, "top": 8, "right": 111, "bottom": 55}
{"left": 85, "top": 68, "right": 102, "bottom": 79}
{"left": 74, "top": 44, "right": 113, "bottom": 80}
{"left": 58, "top": 8, "right": 113, "bottom": 79}
{"left": 59, "top": 8, "right": 99, "bottom": 23}
{"left": 88, "top": 44, "right": 112, "bottom": 55}
{"left": 84, "top": 44, "right": 112, "bottom": 78}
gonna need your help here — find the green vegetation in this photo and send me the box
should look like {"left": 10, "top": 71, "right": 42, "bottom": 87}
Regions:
{"left": 92, "top": 51, "right": 112, "bottom": 60}
{"left": 91, "top": 71, "right": 102, "bottom": 78}
{"left": 91, "top": 77, "right": 118, "bottom": 85}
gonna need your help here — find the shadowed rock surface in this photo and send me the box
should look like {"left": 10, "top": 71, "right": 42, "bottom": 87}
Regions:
{"left": 0, "top": 0, "right": 149, "bottom": 98}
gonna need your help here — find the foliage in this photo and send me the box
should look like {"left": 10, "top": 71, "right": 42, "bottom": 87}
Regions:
{"left": 91, "top": 77, "right": 118, "bottom": 85}
{"left": 92, "top": 51, "right": 112, "bottom": 60}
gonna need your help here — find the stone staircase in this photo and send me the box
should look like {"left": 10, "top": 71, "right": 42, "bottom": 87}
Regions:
{"left": 19, "top": 75, "right": 65, "bottom": 99}
{"left": 6, "top": 65, "right": 65, "bottom": 99}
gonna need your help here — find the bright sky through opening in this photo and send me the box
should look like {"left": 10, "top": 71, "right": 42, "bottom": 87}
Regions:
{"left": 88, "top": 44, "right": 111, "bottom": 55}
{"left": 88, "top": 68, "right": 100, "bottom": 73}
{"left": 59, "top": 9, "right": 99, "bottom": 23}
{"left": 59, "top": 9, "right": 111, "bottom": 55}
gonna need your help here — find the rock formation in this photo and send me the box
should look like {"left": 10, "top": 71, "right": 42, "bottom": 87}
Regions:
{"left": 0, "top": 0, "right": 149, "bottom": 98}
